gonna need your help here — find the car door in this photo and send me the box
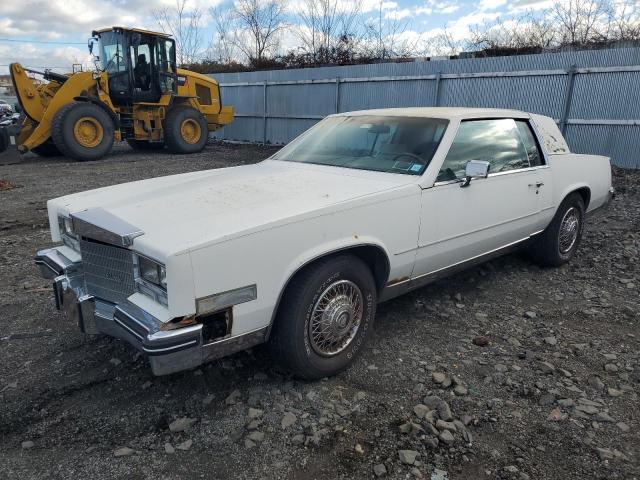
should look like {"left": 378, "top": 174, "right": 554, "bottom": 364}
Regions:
{"left": 412, "top": 117, "right": 547, "bottom": 279}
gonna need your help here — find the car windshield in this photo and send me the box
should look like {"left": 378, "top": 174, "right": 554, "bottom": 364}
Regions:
{"left": 272, "top": 115, "right": 449, "bottom": 175}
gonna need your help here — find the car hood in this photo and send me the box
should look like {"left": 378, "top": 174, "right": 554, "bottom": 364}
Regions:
{"left": 49, "top": 160, "right": 416, "bottom": 259}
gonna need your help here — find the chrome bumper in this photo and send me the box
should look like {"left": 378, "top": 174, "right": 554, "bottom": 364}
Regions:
{"left": 35, "top": 247, "right": 266, "bottom": 376}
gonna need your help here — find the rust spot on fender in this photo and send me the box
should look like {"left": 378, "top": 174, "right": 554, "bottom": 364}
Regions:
{"left": 387, "top": 276, "right": 409, "bottom": 287}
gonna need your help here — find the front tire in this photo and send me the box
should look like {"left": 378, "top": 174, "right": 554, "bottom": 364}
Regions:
{"left": 270, "top": 255, "right": 377, "bottom": 380}
{"left": 51, "top": 102, "right": 114, "bottom": 161}
{"left": 529, "top": 193, "right": 585, "bottom": 267}
{"left": 163, "top": 106, "right": 208, "bottom": 154}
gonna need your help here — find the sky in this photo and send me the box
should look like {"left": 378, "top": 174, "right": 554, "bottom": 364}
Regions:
{"left": 0, "top": 0, "right": 554, "bottom": 75}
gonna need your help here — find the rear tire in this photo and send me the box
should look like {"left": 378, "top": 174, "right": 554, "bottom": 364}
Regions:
{"left": 269, "top": 255, "right": 377, "bottom": 380}
{"left": 126, "top": 139, "right": 165, "bottom": 151}
{"left": 529, "top": 193, "right": 585, "bottom": 267}
{"left": 163, "top": 106, "right": 208, "bottom": 154}
{"left": 51, "top": 101, "right": 114, "bottom": 161}
{"left": 31, "top": 139, "right": 61, "bottom": 157}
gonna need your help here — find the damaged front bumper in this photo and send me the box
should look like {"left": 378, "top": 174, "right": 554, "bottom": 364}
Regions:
{"left": 35, "top": 247, "right": 265, "bottom": 376}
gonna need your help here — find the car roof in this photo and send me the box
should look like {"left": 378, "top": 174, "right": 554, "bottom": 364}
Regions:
{"left": 333, "top": 107, "right": 530, "bottom": 120}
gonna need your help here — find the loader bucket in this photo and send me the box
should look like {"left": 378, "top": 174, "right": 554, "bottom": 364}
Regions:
{"left": 0, "top": 125, "right": 22, "bottom": 165}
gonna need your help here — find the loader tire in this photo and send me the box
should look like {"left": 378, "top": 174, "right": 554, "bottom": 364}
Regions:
{"left": 51, "top": 102, "right": 114, "bottom": 161}
{"left": 31, "top": 140, "right": 61, "bottom": 157}
{"left": 164, "top": 106, "right": 208, "bottom": 154}
{"left": 126, "top": 139, "right": 165, "bottom": 151}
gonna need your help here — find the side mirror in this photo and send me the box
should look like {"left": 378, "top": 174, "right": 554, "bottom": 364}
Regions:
{"left": 88, "top": 37, "right": 98, "bottom": 55}
{"left": 461, "top": 160, "right": 490, "bottom": 188}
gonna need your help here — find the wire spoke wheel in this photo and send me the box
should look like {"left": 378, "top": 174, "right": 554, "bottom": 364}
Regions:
{"left": 308, "top": 279, "right": 363, "bottom": 357}
{"left": 559, "top": 206, "right": 580, "bottom": 254}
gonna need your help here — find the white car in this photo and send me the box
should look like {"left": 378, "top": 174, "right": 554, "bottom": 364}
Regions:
{"left": 35, "top": 108, "right": 614, "bottom": 378}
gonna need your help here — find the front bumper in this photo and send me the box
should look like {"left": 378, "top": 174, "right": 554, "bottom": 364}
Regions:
{"left": 35, "top": 247, "right": 266, "bottom": 375}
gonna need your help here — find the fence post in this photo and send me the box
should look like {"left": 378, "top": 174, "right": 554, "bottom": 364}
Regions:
{"left": 560, "top": 64, "right": 577, "bottom": 135}
{"left": 262, "top": 80, "right": 268, "bottom": 144}
{"left": 434, "top": 71, "right": 442, "bottom": 106}
{"left": 335, "top": 77, "right": 340, "bottom": 113}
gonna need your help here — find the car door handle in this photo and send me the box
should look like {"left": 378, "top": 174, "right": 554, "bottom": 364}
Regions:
{"left": 528, "top": 182, "right": 544, "bottom": 188}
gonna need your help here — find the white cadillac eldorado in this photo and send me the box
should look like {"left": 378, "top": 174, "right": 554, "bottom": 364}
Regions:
{"left": 35, "top": 107, "right": 614, "bottom": 378}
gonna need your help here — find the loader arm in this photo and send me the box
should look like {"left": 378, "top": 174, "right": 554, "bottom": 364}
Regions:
{"left": 10, "top": 63, "right": 113, "bottom": 153}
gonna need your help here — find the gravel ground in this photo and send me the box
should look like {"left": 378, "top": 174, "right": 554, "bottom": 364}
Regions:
{"left": 0, "top": 143, "right": 638, "bottom": 480}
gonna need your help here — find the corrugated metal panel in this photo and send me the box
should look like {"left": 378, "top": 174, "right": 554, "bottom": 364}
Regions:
{"left": 210, "top": 47, "right": 640, "bottom": 167}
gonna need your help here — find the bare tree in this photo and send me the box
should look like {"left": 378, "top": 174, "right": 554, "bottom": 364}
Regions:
{"left": 365, "top": 1, "right": 417, "bottom": 59}
{"left": 207, "top": 6, "right": 240, "bottom": 63}
{"left": 154, "top": 0, "right": 203, "bottom": 65}
{"left": 232, "top": 0, "right": 287, "bottom": 63}
{"left": 552, "top": 0, "right": 611, "bottom": 45}
{"left": 425, "top": 29, "right": 464, "bottom": 56}
{"left": 604, "top": 0, "right": 640, "bottom": 40}
{"left": 295, "top": 0, "right": 361, "bottom": 63}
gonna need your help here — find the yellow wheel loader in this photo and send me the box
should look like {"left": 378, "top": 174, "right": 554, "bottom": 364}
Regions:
{"left": 0, "top": 27, "right": 233, "bottom": 164}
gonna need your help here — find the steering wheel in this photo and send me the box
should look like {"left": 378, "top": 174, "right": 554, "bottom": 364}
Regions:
{"left": 391, "top": 153, "right": 427, "bottom": 164}
{"left": 103, "top": 52, "right": 123, "bottom": 72}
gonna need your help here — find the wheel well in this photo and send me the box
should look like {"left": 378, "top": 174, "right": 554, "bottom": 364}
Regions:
{"left": 573, "top": 187, "right": 591, "bottom": 209}
{"left": 266, "top": 245, "right": 390, "bottom": 338}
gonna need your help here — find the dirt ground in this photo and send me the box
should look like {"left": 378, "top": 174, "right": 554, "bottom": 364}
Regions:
{"left": 0, "top": 143, "right": 638, "bottom": 480}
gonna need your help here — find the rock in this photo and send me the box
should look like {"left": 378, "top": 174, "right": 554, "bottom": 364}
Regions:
{"left": 176, "top": 439, "right": 193, "bottom": 451}
{"left": 596, "top": 447, "right": 625, "bottom": 461}
{"left": 355, "top": 443, "right": 365, "bottom": 454}
{"left": 373, "top": 463, "right": 387, "bottom": 476}
{"left": 495, "top": 364, "right": 508, "bottom": 373}
{"left": 616, "top": 422, "right": 630, "bottom": 432}
{"left": 607, "top": 388, "right": 623, "bottom": 397}
{"left": 603, "top": 353, "right": 617, "bottom": 361}
{"left": 588, "top": 376, "right": 605, "bottom": 391}
{"left": 575, "top": 405, "right": 598, "bottom": 415}
{"left": 292, "top": 434, "right": 305, "bottom": 445}
{"left": 472, "top": 336, "right": 490, "bottom": 347}
{"left": 413, "top": 404, "right": 430, "bottom": 419}
{"left": 524, "top": 311, "right": 537, "bottom": 319}
{"left": 557, "top": 398, "right": 574, "bottom": 407}
{"left": 547, "top": 408, "right": 567, "bottom": 421}
{"left": 507, "top": 337, "right": 522, "bottom": 347}
{"left": 281, "top": 412, "right": 297, "bottom": 429}
{"left": 164, "top": 443, "right": 175, "bottom": 454}
{"left": 169, "top": 417, "right": 196, "bottom": 433}
{"left": 604, "top": 364, "right": 618, "bottom": 373}
{"left": 439, "top": 430, "right": 455, "bottom": 444}
{"left": 539, "top": 362, "right": 556, "bottom": 374}
{"left": 544, "top": 336, "right": 557, "bottom": 346}
{"left": 244, "top": 438, "right": 256, "bottom": 449}
{"left": 248, "top": 407, "right": 263, "bottom": 419}
{"left": 436, "top": 419, "right": 457, "bottom": 432}
{"left": 432, "top": 372, "right": 447, "bottom": 384}
{"left": 225, "top": 389, "right": 242, "bottom": 405}
{"left": 109, "top": 357, "right": 121, "bottom": 366}
{"left": 114, "top": 447, "right": 135, "bottom": 457}
{"left": 141, "top": 381, "right": 152, "bottom": 390}
{"left": 398, "top": 449, "right": 419, "bottom": 465}
{"left": 596, "top": 412, "right": 615, "bottom": 423}
{"left": 431, "top": 468, "right": 449, "bottom": 480}
{"left": 504, "top": 465, "right": 519, "bottom": 473}
{"left": 410, "top": 467, "right": 423, "bottom": 478}
{"left": 247, "top": 431, "right": 264, "bottom": 442}
{"left": 21, "top": 441, "right": 34, "bottom": 450}
{"left": 454, "top": 385, "right": 468, "bottom": 396}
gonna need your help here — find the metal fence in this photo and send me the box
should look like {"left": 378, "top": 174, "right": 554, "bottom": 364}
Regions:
{"left": 210, "top": 47, "right": 640, "bottom": 168}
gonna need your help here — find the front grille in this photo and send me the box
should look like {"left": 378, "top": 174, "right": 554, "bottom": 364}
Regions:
{"left": 80, "top": 239, "right": 136, "bottom": 304}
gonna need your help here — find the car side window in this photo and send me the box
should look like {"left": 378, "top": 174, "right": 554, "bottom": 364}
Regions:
{"left": 436, "top": 119, "right": 530, "bottom": 182}
{"left": 515, "top": 120, "right": 544, "bottom": 167}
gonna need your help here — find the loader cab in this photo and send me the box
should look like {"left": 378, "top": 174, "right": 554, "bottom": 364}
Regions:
{"left": 92, "top": 27, "right": 177, "bottom": 105}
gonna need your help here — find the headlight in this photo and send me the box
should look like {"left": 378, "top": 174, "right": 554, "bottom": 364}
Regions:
{"left": 57, "top": 215, "right": 76, "bottom": 237}
{"left": 138, "top": 256, "right": 167, "bottom": 288}
{"left": 134, "top": 254, "right": 168, "bottom": 306}
{"left": 57, "top": 214, "right": 79, "bottom": 251}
